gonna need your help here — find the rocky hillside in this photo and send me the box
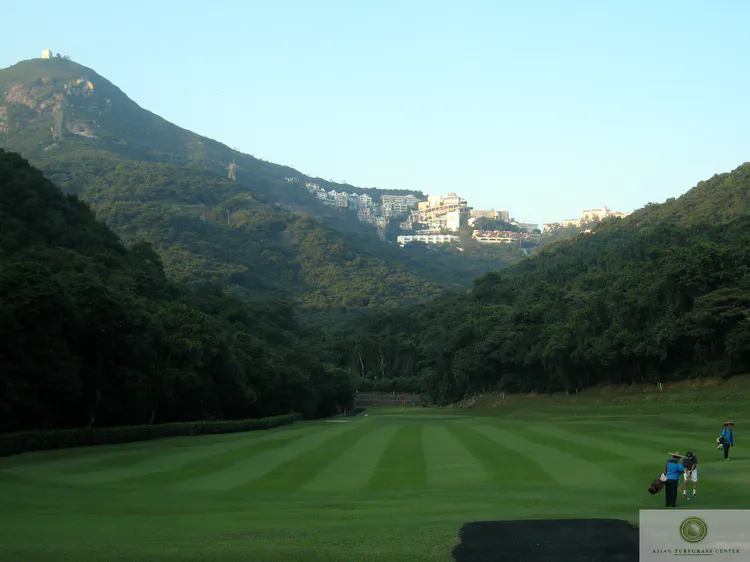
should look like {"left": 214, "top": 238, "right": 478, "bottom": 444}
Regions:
{"left": 0, "top": 57, "right": 520, "bottom": 314}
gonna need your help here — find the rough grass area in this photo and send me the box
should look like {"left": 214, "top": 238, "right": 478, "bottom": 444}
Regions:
{"left": 0, "top": 378, "right": 747, "bottom": 561}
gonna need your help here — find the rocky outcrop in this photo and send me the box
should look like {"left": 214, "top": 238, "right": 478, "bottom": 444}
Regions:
{"left": 64, "top": 78, "right": 94, "bottom": 98}
{"left": 2, "top": 76, "right": 102, "bottom": 139}
{"left": 67, "top": 120, "right": 97, "bottom": 138}
{"left": 3, "top": 83, "right": 41, "bottom": 109}
{"left": 38, "top": 93, "right": 65, "bottom": 113}
{"left": 4, "top": 77, "right": 94, "bottom": 113}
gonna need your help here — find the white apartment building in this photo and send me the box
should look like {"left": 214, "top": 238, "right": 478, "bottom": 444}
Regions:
{"left": 580, "top": 206, "right": 631, "bottom": 222}
{"left": 562, "top": 218, "right": 582, "bottom": 228}
{"left": 516, "top": 222, "right": 539, "bottom": 232}
{"left": 358, "top": 206, "right": 374, "bottom": 223}
{"left": 557, "top": 206, "right": 630, "bottom": 231}
{"left": 430, "top": 210, "right": 462, "bottom": 231}
{"left": 472, "top": 230, "right": 540, "bottom": 244}
{"left": 381, "top": 194, "right": 420, "bottom": 216}
{"left": 417, "top": 193, "right": 467, "bottom": 212}
{"left": 580, "top": 206, "right": 611, "bottom": 222}
{"left": 472, "top": 231, "right": 517, "bottom": 244}
{"left": 470, "top": 209, "right": 510, "bottom": 222}
{"left": 397, "top": 234, "right": 460, "bottom": 246}
{"left": 335, "top": 193, "right": 349, "bottom": 207}
{"left": 408, "top": 193, "right": 469, "bottom": 232}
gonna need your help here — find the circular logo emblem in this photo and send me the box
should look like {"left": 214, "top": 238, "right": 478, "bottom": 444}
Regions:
{"left": 680, "top": 517, "right": 708, "bottom": 543}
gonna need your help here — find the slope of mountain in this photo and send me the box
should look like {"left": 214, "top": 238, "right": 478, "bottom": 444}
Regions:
{"left": 0, "top": 149, "right": 352, "bottom": 433}
{"left": 337, "top": 160, "right": 750, "bottom": 401}
{"left": 622, "top": 162, "right": 750, "bottom": 228}
{"left": 0, "top": 57, "right": 519, "bottom": 312}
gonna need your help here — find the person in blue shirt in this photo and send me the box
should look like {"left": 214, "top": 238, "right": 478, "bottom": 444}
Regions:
{"left": 664, "top": 452, "right": 685, "bottom": 507}
{"left": 720, "top": 422, "right": 735, "bottom": 459}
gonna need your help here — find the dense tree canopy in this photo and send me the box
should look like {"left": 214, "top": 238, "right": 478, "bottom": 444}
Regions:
{"left": 0, "top": 58, "right": 525, "bottom": 316}
{"left": 0, "top": 150, "right": 352, "bottom": 433}
{"left": 336, "top": 163, "right": 750, "bottom": 403}
{"left": 4, "top": 57, "right": 750, "bottom": 425}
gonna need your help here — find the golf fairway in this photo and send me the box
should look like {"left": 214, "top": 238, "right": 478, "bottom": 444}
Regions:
{"left": 0, "top": 395, "right": 747, "bottom": 561}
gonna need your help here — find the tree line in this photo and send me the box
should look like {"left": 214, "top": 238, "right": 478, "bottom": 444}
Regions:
{"left": 0, "top": 150, "right": 352, "bottom": 434}
{"left": 334, "top": 163, "right": 750, "bottom": 403}
{"left": 5, "top": 150, "right": 749, "bottom": 435}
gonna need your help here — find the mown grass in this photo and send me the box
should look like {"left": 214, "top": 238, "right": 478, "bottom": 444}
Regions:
{"left": 0, "top": 377, "right": 747, "bottom": 561}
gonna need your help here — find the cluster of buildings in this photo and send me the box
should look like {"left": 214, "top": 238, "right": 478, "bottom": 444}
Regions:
{"left": 543, "top": 206, "right": 630, "bottom": 231}
{"left": 286, "top": 177, "right": 627, "bottom": 248}
{"left": 286, "top": 178, "right": 392, "bottom": 230}
{"left": 286, "top": 177, "right": 498, "bottom": 246}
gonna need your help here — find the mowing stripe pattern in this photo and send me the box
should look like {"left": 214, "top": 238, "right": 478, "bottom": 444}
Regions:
{"left": 1, "top": 411, "right": 741, "bottom": 498}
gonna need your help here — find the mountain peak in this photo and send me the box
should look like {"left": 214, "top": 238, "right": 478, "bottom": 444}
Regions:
{"left": 0, "top": 57, "right": 167, "bottom": 151}
{"left": 0, "top": 57, "right": 310, "bottom": 184}
{"left": 1, "top": 57, "right": 98, "bottom": 83}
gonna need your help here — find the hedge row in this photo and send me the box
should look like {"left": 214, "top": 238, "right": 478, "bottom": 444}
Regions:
{"left": 0, "top": 413, "right": 303, "bottom": 458}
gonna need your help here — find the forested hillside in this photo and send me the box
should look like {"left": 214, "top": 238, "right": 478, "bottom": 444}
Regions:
{"left": 0, "top": 58, "right": 520, "bottom": 314}
{"left": 339, "top": 163, "right": 750, "bottom": 402}
{"left": 0, "top": 150, "right": 352, "bottom": 434}
{"left": 7, "top": 56, "right": 748, "bottom": 416}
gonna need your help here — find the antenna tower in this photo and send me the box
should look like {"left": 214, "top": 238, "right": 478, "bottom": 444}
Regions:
{"left": 227, "top": 159, "right": 237, "bottom": 181}
{"left": 52, "top": 109, "right": 64, "bottom": 140}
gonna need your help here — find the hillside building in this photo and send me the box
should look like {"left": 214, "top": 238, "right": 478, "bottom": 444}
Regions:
{"left": 41, "top": 48, "right": 53, "bottom": 59}
{"left": 470, "top": 209, "right": 510, "bottom": 222}
{"left": 397, "top": 234, "right": 460, "bottom": 246}
{"left": 581, "top": 206, "right": 611, "bottom": 222}
{"left": 553, "top": 206, "right": 631, "bottom": 232}
{"left": 381, "top": 194, "right": 420, "bottom": 217}
{"left": 515, "top": 222, "right": 539, "bottom": 232}
{"left": 562, "top": 218, "right": 582, "bottom": 228}
{"left": 472, "top": 230, "right": 540, "bottom": 244}
{"left": 580, "top": 206, "right": 631, "bottom": 222}
{"left": 406, "top": 192, "right": 470, "bottom": 232}
{"left": 335, "top": 192, "right": 349, "bottom": 207}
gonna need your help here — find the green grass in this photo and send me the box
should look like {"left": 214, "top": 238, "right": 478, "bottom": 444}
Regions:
{"left": 1, "top": 381, "right": 748, "bottom": 562}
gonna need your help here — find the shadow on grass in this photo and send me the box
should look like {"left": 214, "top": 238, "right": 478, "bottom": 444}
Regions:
{"left": 452, "top": 518, "right": 638, "bottom": 561}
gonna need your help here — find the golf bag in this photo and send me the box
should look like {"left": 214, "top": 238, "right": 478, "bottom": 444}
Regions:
{"left": 648, "top": 477, "right": 665, "bottom": 495}
{"left": 717, "top": 436, "right": 725, "bottom": 450}
{"left": 649, "top": 463, "right": 669, "bottom": 495}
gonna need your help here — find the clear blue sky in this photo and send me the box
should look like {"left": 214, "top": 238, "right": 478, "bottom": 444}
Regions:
{"left": 2, "top": 0, "right": 749, "bottom": 226}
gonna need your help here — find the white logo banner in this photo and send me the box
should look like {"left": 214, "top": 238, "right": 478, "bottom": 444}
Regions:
{"left": 640, "top": 510, "right": 750, "bottom": 560}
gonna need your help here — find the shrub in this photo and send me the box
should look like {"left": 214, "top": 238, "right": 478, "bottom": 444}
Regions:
{"left": 0, "top": 413, "right": 303, "bottom": 457}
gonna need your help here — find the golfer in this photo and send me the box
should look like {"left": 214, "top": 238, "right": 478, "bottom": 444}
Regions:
{"left": 681, "top": 451, "right": 698, "bottom": 500}
{"left": 720, "top": 422, "right": 735, "bottom": 459}
{"left": 664, "top": 452, "right": 685, "bottom": 508}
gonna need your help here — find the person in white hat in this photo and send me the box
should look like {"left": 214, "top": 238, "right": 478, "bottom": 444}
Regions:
{"left": 720, "top": 422, "right": 735, "bottom": 459}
